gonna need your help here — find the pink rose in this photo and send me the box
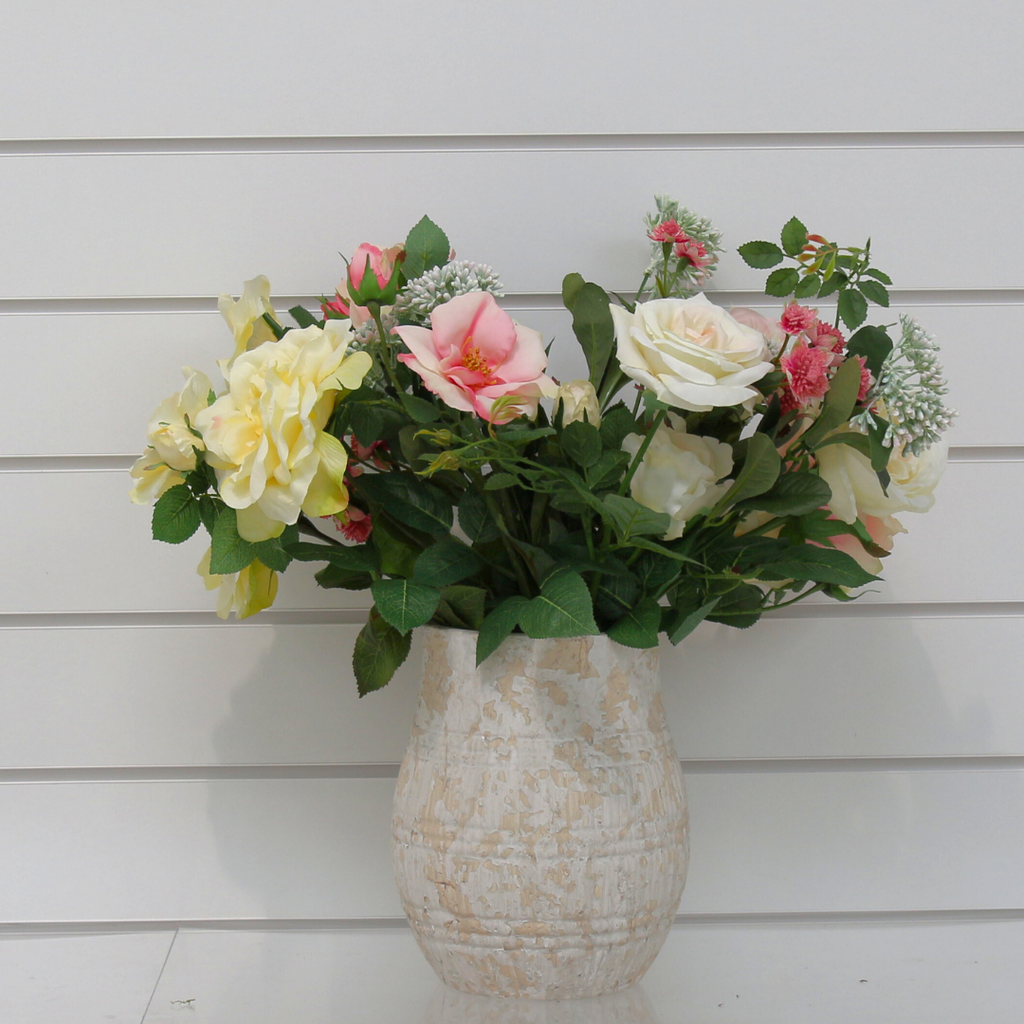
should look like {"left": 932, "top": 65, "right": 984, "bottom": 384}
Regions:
{"left": 395, "top": 292, "right": 555, "bottom": 424}
{"left": 729, "top": 306, "right": 786, "bottom": 355}
{"left": 779, "top": 302, "right": 818, "bottom": 335}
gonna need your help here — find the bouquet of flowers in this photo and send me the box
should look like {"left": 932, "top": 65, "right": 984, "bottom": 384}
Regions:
{"left": 131, "top": 197, "right": 955, "bottom": 693}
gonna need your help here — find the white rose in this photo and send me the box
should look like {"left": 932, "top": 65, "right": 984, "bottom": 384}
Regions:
{"left": 887, "top": 437, "right": 948, "bottom": 513}
{"left": 195, "top": 321, "right": 372, "bottom": 541}
{"left": 555, "top": 379, "right": 601, "bottom": 427}
{"left": 622, "top": 414, "right": 733, "bottom": 540}
{"left": 128, "top": 367, "right": 214, "bottom": 505}
{"left": 610, "top": 294, "right": 774, "bottom": 412}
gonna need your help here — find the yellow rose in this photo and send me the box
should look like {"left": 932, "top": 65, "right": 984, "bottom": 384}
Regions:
{"left": 194, "top": 321, "right": 372, "bottom": 541}
{"left": 129, "top": 367, "right": 214, "bottom": 504}
{"left": 219, "top": 275, "right": 279, "bottom": 365}
{"left": 198, "top": 548, "right": 278, "bottom": 619}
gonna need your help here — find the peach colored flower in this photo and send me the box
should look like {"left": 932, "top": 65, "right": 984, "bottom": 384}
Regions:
{"left": 779, "top": 302, "right": 818, "bottom": 335}
{"left": 781, "top": 339, "right": 831, "bottom": 405}
{"left": 824, "top": 514, "right": 906, "bottom": 576}
{"left": 395, "top": 292, "right": 556, "bottom": 424}
{"left": 729, "top": 306, "right": 786, "bottom": 357}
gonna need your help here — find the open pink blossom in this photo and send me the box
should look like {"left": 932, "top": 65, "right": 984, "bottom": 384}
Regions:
{"left": 395, "top": 292, "right": 556, "bottom": 424}
{"left": 779, "top": 302, "right": 818, "bottom": 335}
{"left": 648, "top": 218, "right": 685, "bottom": 243}
{"left": 674, "top": 235, "right": 711, "bottom": 269}
{"left": 781, "top": 339, "right": 832, "bottom": 405}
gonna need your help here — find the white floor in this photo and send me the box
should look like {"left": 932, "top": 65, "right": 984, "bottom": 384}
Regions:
{"left": 3, "top": 919, "right": 1023, "bottom": 1023}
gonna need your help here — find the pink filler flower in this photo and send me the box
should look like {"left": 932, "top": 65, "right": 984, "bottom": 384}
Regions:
{"left": 781, "top": 339, "right": 832, "bottom": 405}
{"left": 779, "top": 302, "right": 818, "bottom": 335}
{"left": 394, "top": 292, "right": 555, "bottom": 424}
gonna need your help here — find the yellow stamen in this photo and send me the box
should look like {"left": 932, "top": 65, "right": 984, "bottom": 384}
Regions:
{"left": 461, "top": 339, "right": 492, "bottom": 376}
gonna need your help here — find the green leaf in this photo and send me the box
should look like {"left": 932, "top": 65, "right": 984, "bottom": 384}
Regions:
{"left": 561, "top": 420, "right": 602, "bottom": 469}
{"left": 780, "top": 217, "right": 808, "bottom": 257}
{"left": 561, "top": 272, "right": 585, "bottom": 312}
{"left": 765, "top": 267, "right": 800, "bottom": 297}
{"left": 370, "top": 578, "right": 441, "bottom": 634}
{"left": 754, "top": 545, "right": 878, "bottom": 587}
{"left": 737, "top": 240, "right": 784, "bottom": 269}
{"left": 414, "top": 537, "right": 482, "bottom": 588}
{"left": 599, "top": 404, "right": 637, "bottom": 449}
{"left": 369, "top": 519, "right": 420, "bottom": 577}
{"left": 706, "top": 583, "right": 764, "bottom": 629}
{"left": 288, "top": 304, "right": 318, "bottom": 329}
{"left": 315, "top": 565, "right": 374, "bottom": 590}
{"left": 519, "top": 571, "right": 599, "bottom": 639}
{"left": 607, "top": 597, "right": 661, "bottom": 649}
{"left": 437, "top": 585, "right": 486, "bottom": 630}
{"left": 799, "top": 357, "right": 863, "bottom": 450}
{"left": 857, "top": 280, "right": 890, "bottom": 308}
{"left": 862, "top": 267, "right": 892, "bottom": 285}
{"left": 357, "top": 474, "right": 454, "bottom": 535}
{"left": 401, "top": 394, "right": 440, "bottom": 424}
{"left": 207, "top": 506, "right": 258, "bottom": 573}
{"left": 632, "top": 549, "right": 679, "bottom": 597}
{"left": 251, "top": 535, "right": 293, "bottom": 572}
{"left": 793, "top": 273, "right": 820, "bottom": 299}
{"left": 353, "top": 608, "right": 412, "bottom": 696}
{"left": 734, "top": 470, "right": 832, "bottom": 517}
{"left": 152, "top": 484, "right": 202, "bottom": 544}
{"left": 285, "top": 539, "right": 379, "bottom": 572}
{"left": 402, "top": 215, "right": 450, "bottom": 280}
{"left": 667, "top": 598, "right": 721, "bottom": 645}
{"left": 865, "top": 414, "right": 893, "bottom": 473}
{"left": 846, "top": 325, "right": 893, "bottom": 378}
{"left": 811, "top": 431, "right": 873, "bottom": 459}
{"left": 713, "top": 433, "right": 781, "bottom": 513}
{"left": 476, "top": 596, "right": 529, "bottom": 665}
{"left": 484, "top": 473, "right": 519, "bottom": 491}
{"left": 627, "top": 536, "right": 699, "bottom": 564}
{"left": 197, "top": 493, "right": 222, "bottom": 535}
{"left": 571, "top": 282, "right": 616, "bottom": 390}
{"left": 601, "top": 493, "right": 672, "bottom": 541}
{"left": 458, "top": 488, "right": 500, "bottom": 543}
{"left": 349, "top": 403, "right": 386, "bottom": 446}
{"left": 837, "top": 288, "right": 868, "bottom": 330}
{"left": 594, "top": 573, "right": 640, "bottom": 625}
{"left": 817, "top": 270, "right": 847, "bottom": 298}
{"left": 587, "top": 449, "right": 630, "bottom": 489}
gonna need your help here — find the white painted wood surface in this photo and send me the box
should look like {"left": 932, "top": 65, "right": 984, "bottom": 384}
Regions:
{"left": 2, "top": 148, "right": 1021, "bottom": 298}
{"left": 2, "top": 1, "right": 1022, "bottom": 1015}
{"left": 2, "top": 770, "right": 1023, "bottom": 922}
{"left": 2, "top": 0, "right": 1021, "bottom": 137}
{"left": 2, "top": 615, "right": 1023, "bottom": 769}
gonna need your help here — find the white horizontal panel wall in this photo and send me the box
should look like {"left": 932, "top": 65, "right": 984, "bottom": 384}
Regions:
{"left": 2, "top": 771, "right": 1023, "bottom": 922}
{"left": 1, "top": 1, "right": 1021, "bottom": 137}
{"left": 1, "top": 299, "right": 1014, "bottom": 456}
{"left": 0, "top": 461, "right": 1016, "bottom": 614}
{"left": 2, "top": 616, "right": 1023, "bottom": 769}
{"left": 2, "top": 147, "right": 1022, "bottom": 298}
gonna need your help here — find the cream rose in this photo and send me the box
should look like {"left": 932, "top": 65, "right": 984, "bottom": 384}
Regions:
{"left": 129, "top": 367, "right": 214, "bottom": 504}
{"left": 555, "top": 379, "right": 601, "bottom": 427}
{"left": 622, "top": 414, "right": 733, "bottom": 540}
{"left": 610, "top": 294, "right": 774, "bottom": 411}
{"left": 195, "top": 321, "right": 372, "bottom": 541}
{"left": 887, "top": 437, "right": 948, "bottom": 513}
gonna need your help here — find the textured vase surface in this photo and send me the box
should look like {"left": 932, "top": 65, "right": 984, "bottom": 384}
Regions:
{"left": 392, "top": 627, "right": 688, "bottom": 999}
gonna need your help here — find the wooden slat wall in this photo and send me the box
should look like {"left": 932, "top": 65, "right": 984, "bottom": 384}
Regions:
{"left": 1, "top": 1, "right": 1022, "bottom": 946}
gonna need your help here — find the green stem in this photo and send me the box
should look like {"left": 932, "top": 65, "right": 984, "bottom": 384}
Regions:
{"left": 369, "top": 305, "right": 405, "bottom": 397}
{"left": 619, "top": 408, "right": 667, "bottom": 495}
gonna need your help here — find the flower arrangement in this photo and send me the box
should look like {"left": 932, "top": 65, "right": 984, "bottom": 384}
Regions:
{"left": 131, "top": 199, "right": 954, "bottom": 693}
